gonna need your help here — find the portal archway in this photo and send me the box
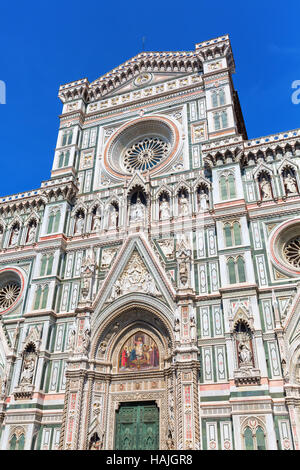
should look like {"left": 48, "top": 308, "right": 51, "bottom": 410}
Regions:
{"left": 86, "top": 301, "right": 175, "bottom": 450}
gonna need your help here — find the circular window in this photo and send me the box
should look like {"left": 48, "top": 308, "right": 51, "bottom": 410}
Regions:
{"left": 103, "top": 116, "right": 181, "bottom": 178}
{"left": 123, "top": 137, "right": 170, "bottom": 172}
{"left": 283, "top": 237, "right": 300, "bottom": 268}
{"left": 269, "top": 219, "right": 300, "bottom": 276}
{"left": 0, "top": 270, "right": 23, "bottom": 313}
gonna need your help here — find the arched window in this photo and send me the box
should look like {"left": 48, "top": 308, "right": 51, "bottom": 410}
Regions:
{"left": 214, "top": 113, "right": 221, "bottom": 130}
{"left": 47, "top": 210, "right": 61, "bottom": 234}
{"left": 211, "top": 88, "right": 226, "bottom": 108}
{"left": 223, "top": 222, "right": 242, "bottom": 247}
{"left": 224, "top": 223, "right": 233, "bottom": 247}
{"left": 213, "top": 109, "right": 228, "bottom": 131}
{"left": 64, "top": 150, "right": 70, "bottom": 167}
{"left": 237, "top": 256, "right": 246, "bottom": 282}
{"left": 34, "top": 286, "right": 42, "bottom": 310}
{"left": 219, "top": 172, "right": 236, "bottom": 200}
{"left": 62, "top": 130, "right": 73, "bottom": 146}
{"left": 58, "top": 153, "right": 64, "bottom": 168}
{"left": 256, "top": 426, "right": 266, "bottom": 450}
{"left": 233, "top": 221, "right": 241, "bottom": 245}
{"left": 47, "top": 255, "right": 54, "bottom": 275}
{"left": 41, "top": 285, "right": 49, "bottom": 309}
{"left": 228, "top": 257, "right": 236, "bottom": 284}
{"left": 228, "top": 173, "right": 236, "bottom": 198}
{"left": 244, "top": 427, "right": 254, "bottom": 450}
{"left": 227, "top": 256, "right": 246, "bottom": 284}
{"left": 53, "top": 211, "right": 61, "bottom": 233}
{"left": 58, "top": 150, "right": 70, "bottom": 168}
{"left": 212, "top": 91, "right": 218, "bottom": 108}
{"left": 221, "top": 110, "right": 228, "bottom": 128}
{"left": 219, "top": 88, "right": 226, "bottom": 106}
{"left": 34, "top": 285, "right": 48, "bottom": 310}
{"left": 18, "top": 434, "right": 25, "bottom": 450}
{"left": 9, "top": 431, "right": 25, "bottom": 450}
{"left": 243, "top": 422, "right": 267, "bottom": 450}
{"left": 47, "top": 213, "right": 55, "bottom": 234}
{"left": 40, "top": 255, "right": 47, "bottom": 276}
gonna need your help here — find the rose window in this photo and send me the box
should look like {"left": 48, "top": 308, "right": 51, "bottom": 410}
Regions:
{"left": 0, "top": 281, "right": 21, "bottom": 311}
{"left": 283, "top": 237, "right": 300, "bottom": 268}
{"left": 123, "top": 137, "right": 170, "bottom": 172}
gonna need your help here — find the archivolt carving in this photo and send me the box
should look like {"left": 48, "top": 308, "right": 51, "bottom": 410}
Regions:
{"left": 91, "top": 300, "right": 174, "bottom": 359}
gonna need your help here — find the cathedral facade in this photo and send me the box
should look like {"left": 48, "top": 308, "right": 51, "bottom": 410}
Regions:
{"left": 0, "top": 34, "right": 300, "bottom": 450}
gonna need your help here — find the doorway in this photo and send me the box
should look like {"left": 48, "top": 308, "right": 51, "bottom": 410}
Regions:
{"left": 114, "top": 401, "right": 159, "bottom": 450}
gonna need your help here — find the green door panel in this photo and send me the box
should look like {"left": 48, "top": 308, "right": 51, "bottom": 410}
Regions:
{"left": 115, "top": 402, "right": 159, "bottom": 450}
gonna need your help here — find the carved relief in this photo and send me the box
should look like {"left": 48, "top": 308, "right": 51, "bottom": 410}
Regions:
{"left": 109, "top": 251, "right": 160, "bottom": 300}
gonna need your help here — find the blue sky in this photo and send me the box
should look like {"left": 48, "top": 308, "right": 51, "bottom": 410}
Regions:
{"left": 0, "top": 1, "right": 299, "bottom": 196}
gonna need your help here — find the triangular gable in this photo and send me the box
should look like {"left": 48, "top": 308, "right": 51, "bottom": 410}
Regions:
{"left": 97, "top": 72, "right": 190, "bottom": 99}
{"left": 93, "top": 233, "right": 176, "bottom": 310}
{"left": 89, "top": 50, "right": 202, "bottom": 98}
{"left": 126, "top": 172, "right": 147, "bottom": 195}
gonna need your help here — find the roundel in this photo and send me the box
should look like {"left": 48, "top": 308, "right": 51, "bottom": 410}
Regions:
{"left": 103, "top": 115, "right": 181, "bottom": 178}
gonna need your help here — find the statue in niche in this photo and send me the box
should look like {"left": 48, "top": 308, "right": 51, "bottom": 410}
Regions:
{"left": 20, "top": 354, "right": 35, "bottom": 385}
{"left": 75, "top": 212, "right": 85, "bottom": 234}
{"left": 67, "top": 324, "right": 76, "bottom": 352}
{"left": 10, "top": 226, "right": 20, "bottom": 246}
{"left": 190, "top": 315, "right": 197, "bottom": 341}
{"left": 160, "top": 197, "right": 170, "bottom": 220}
{"left": 174, "top": 318, "right": 180, "bottom": 342}
{"left": 179, "top": 258, "right": 189, "bottom": 286}
{"left": 130, "top": 196, "right": 145, "bottom": 222}
{"left": 281, "top": 358, "right": 289, "bottom": 383}
{"left": 82, "top": 327, "right": 91, "bottom": 355}
{"left": 179, "top": 192, "right": 189, "bottom": 216}
{"left": 259, "top": 177, "right": 272, "bottom": 200}
{"left": 27, "top": 223, "right": 37, "bottom": 244}
{"left": 93, "top": 215, "right": 101, "bottom": 232}
{"left": 198, "top": 189, "right": 209, "bottom": 211}
{"left": 284, "top": 172, "right": 298, "bottom": 195}
{"left": 238, "top": 341, "right": 252, "bottom": 364}
{"left": 109, "top": 205, "right": 119, "bottom": 228}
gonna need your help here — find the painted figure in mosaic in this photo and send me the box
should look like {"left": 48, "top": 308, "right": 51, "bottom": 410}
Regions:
{"left": 119, "top": 333, "right": 159, "bottom": 371}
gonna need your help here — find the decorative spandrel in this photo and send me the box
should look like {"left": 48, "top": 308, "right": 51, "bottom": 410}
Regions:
{"left": 119, "top": 332, "right": 159, "bottom": 372}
